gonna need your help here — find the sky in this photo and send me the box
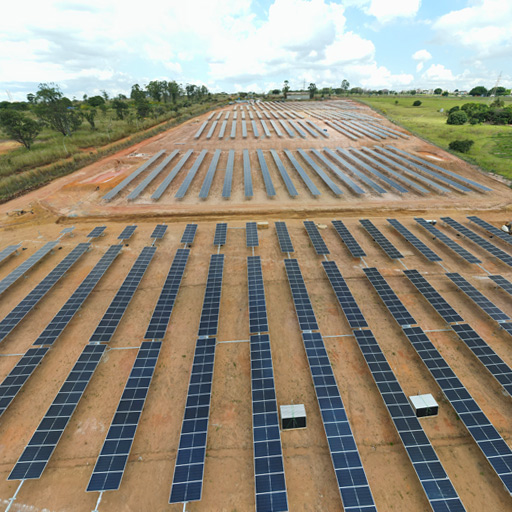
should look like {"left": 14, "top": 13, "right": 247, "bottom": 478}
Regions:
{"left": 1, "top": 0, "right": 511, "bottom": 101}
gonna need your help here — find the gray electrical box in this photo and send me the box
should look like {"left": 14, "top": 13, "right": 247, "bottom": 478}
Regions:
{"left": 409, "top": 394, "right": 438, "bottom": 417}
{"left": 280, "top": 404, "right": 306, "bottom": 430}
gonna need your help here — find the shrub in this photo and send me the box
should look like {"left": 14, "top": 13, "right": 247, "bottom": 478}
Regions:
{"left": 449, "top": 139, "right": 474, "bottom": 153}
{"left": 413, "top": 100, "right": 422, "bottom": 106}
{"left": 448, "top": 105, "right": 460, "bottom": 114}
{"left": 447, "top": 110, "right": 468, "bottom": 125}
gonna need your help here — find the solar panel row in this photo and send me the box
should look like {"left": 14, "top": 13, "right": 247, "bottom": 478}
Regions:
{"left": 176, "top": 150, "right": 208, "bottom": 199}
{"left": 181, "top": 224, "right": 198, "bottom": 245}
{"left": 243, "top": 149, "right": 253, "bottom": 198}
{"left": 0, "top": 244, "right": 21, "bottom": 265}
{"left": 303, "top": 221, "right": 330, "bottom": 255}
{"left": 87, "top": 226, "right": 106, "bottom": 239}
{"left": 275, "top": 222, "right": 294, "bottom": 253}
{"left": 197, "top": 254, "right": 224, "bottom": 337}
{"left": 360, "top": 220, "right": 403, "bottom": 260}
{"left": 248, "top": 256, "right": 268, "bottom": 334}
{"left": 152, "top": 150, "right": 193, "bottom": 201}
{"left": 199, "top": 150, "right": 221, "bottom": 199}
{"left": 467, "top": 216, "right": 512, "bottom": 248}
{"left": 151, "top": 224, "right": 168, "bottom": 240}
{"left": 257, "top": 150, "right": 276, "bottom": 197}
{"left": 387, "top": 219, "right": 441, "bottom": 262}
{"left": 246, "top": 222, "right": 259, "bottom": 248}
{"left": 118, "top": 225, "right": 137, "bottom": 241}
{"left": 213, "top": 223, "right": 227, "bottom": 246}
{"left": 222, "top": 150, "right": 235, "bottom": 199}
{"left": 331, "top": 220, "right": 366, "bottom": 258}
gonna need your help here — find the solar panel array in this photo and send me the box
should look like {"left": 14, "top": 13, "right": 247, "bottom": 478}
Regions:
{"left": 297, "top": 149, "right": 342, "bottom": 196}
{"left": 441, "top": 217, "right": 512, "bottom": 268}
{"left": 0, "top": 243, "right": 90, "bottom": 344}
{"left": 303, "top": 221, "right": 330, "bottom": 255}
{"left": 176, "top": 150, "right": 208, "bottom": 199}
{"left": 387, "top": 219, "right": 441, "bottom": 262}
{"left": 283, "top": 149, "right": 321, "bottom": 196}
{"left": 275, "top": 221, "right": 294, "bottom": 253}
{"left": 9, "top": 344, "right": 106, "bottom": 480}
{"left": 0, "top": 244, "right": 21, "bottom": 265}
{"left": 331, "top": 220, "right": 366, "bottom": 258}
{"left": 33, "top": 245, "right": 123, "bottom": 346}
{"left": 246, "top": 222, "right": 259, "bottom": 248}
{"left": 248, "top": 256, "right": 269, "bottom": 334}
{"left": 213, "top": 223, "right": 227, "bottom": 246}
{"left": 118, "top": 225, "right": 137, "bottom": 241}
{"left": 222, "top": 150, "right": 235, "bottom": 199}
{"left": 360, "top": 220, "right": 403, "bottom": 260}
{"left": 87, "top": 226, "right": 106, "bottom": 239}
{"left": 256, "top": 150, "right": 276, "bottom": 197}
{"left": 144, "top": 249, "right": 190, "bottom": 340}
{"left": 414, "top": 218, "right": 481, "bottom": 264}
{"left": 0, "top": 241, "right": 58, "bottom": 296}
{"left": 87, "top": 341, "right": 161, "bottom": 492}
{"left": 244, "top": 149, "right": 254, "bottom": 198}
{"left": 197, "top": 254, "right": 224, "bottom": 337}
{"left": 89, "top": 246, "right": 156, "bottom": 343}
{"left": 489, "top": 275, "right": 512, "bottom": 297}
{"left": 269, "top": 149, "right": 298, "bottom": 197}
{"left": 151, "top": 224, "right": 168, "bottom": 240}
{"left": 467, "top": 217, "right": 512, "bottom": 248}
{"left": 199, "top": 149, "right": 221, "bottom": 199}
{"left": 152, "top": 150, "right": 193, "bottom": 201}
{"left": 181, "top": 224, "right": 198, "bottom": 245}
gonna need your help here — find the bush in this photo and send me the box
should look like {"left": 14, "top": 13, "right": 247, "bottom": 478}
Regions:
{"left": 449, "top": 139, "right": 474, "bottom": 153}
{"left": 413, "top": 100, "right": 422, "bottom": 106}
{"left": 447, "top": 110, "right": 468, "bottom": 125}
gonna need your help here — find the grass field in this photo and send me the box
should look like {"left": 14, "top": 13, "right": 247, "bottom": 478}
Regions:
{"left": 356, "top": 95, "right": 512, "bottom": 181}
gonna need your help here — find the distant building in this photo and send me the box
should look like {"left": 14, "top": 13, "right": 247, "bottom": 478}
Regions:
{"left": 286, "top": 92, "right": 309, "bottom": 100}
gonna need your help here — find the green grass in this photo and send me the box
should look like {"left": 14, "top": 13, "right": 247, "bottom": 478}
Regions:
{"left": 355, "top": 95, "right": 512, "bottom": 181}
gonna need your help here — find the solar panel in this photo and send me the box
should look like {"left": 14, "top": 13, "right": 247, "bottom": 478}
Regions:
{"left": 169, "top": 337, "right": 217, "bottom": 503}
{"left": 242, "top": 120, "right": 248, "bottom": 138}
{"left": 87, "top": 341, "right": 161, "bottom": 492}
{"left": 144, "top": 249, "right": 190, "bottom": 340}
{"left": 387, "top": 219, "right": 441, "bottom": 262}
{"left": 59, "top": 227, "right": 75, "bottom": 235}
{"left": 151, "top": 224, "right": 168, "bottom": 240}
{"left": 0, "top": 244, "right": 21, "bottom": 265}
{"left": 403, "top": 270, "right": 463, "bottom": 324}
{"left": 446, "top": 273, "right": 510, "bottom": 323}
{"left": 284, "top": 259, "right": 319, "bottom": 331}
{"left": 297, "top": 149, "right": 343, "bottom": 196}
{"left": 181, "top": 224, "right": 198, "bottom": 245}
{"left": 360, "top": 220, "right": 403, "bottom": 260}
{"left": 89, "top": 246, "right": 156, "bottom": 343}
{"left": 441, "top": 217, "right": 512, "bottom": 267}
{"left": 222, "top": 150, "right": 235, "bottom": 199}
{"left": 0, "top": 243, "right": 90, "bottom": 344}
{"left": 127, "top": 151, "right": 180, "bottom": 200}
{"left": 9, "top": 344, "right": 106, "bottom": 481}
{"left": 218, "top": 120, "right": 227, "bottom": 138}
{"left": 199, "top": 150, "right": 221, "bottom": 199}
{"left": 270, "top": 120, "right": 284, "bottom": 137}
{"left": 230, "top": 120, "right": 237, "bottom": 138}
{"left": 33, "top": 245, "right": 123, "bottom": 346}
{"left": 283, "top": 150, "right": 321, "bottom": 196}
{"left": 250, "top": 333, "right": 288, "bottom": 512}
{"left": 467, "top": 216, "right": 512, "bottom": 248}
{"left": 363, "top": 268, "right": 416, "bottom": 327}
{"left": 151, "top": 150, "right": 194, "bottom": 201}
{"left": 0, "top": 241, "right": 58, "bottom": 296}
{"left": 246, "top": 222, "right": 259, "bottom": 248}
{"left": 175, "top": 150, "right": 208, "bottom": 199}
{"left": 213, "top": 223, "right": 227, "bottom": 246}
{"left": 248, "top": 256, "right": 268, "bottom": 334}
{"left": 331, "top": 220, "right": 366, "bottom": 258}
{"left": 260, "top": 120, "right": 272, "bottom": 138}
{"left": 118, "top": 225, "right": 137, "bottom": 241}
{"left": 0, "top": 347, "right": 49, "bottom": 417}
{"left": 103, "top": 151, "right": 165, "bottom": 201}
{"left": 256, "top": 150, "right": 276, "bottom": 197}
{"left": 353, "top": 330, "right": 464, "bottom": 511}
{"left": 243, "top": 149, "right": 253, "bottom": 198}
{"left": 414, "top": 218, "right": 481, "bottom": 264}
{"left": 197, "top": 254, "right": 224, "bottom": 337}
{"left": 206, "top": 120, "right": 218, "bottom": 139}
{"left": 269, "top": 150, "right": 298, "bottom": 197}
{"left": 322, "top": 261, "right": 368, "bottom": 329}
{"left": 489, "top": 275, "right": 512, "bottom": 297}
{"left": 279, "top": 119, "right": 294, "bottom": 138}
{"left": 289, "top": 120, "right": 307, "bottom": 138}
{"left": 303, "top": 221, "right": 330, "bottom": 255}
{"left": 194, "top": 121, "right": 208, "bottom": 139}
{"left": 87, "top": 226, "right": 106, "bottom": 239}
{"left": 296, "top": 120, "right": 318, "bottom": 138}
{"left": 275, "top": 222, "right": 294, "bottom": 253}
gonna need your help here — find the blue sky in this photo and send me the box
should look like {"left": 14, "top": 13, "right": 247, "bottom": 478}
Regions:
{"left": 1, "top": 0, "right": 510, "bottom": 100}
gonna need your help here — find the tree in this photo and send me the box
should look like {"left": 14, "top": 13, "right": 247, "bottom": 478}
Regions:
{"left": 80, "top": 107, "right": 97, "bottom": 130}
{"left": 146, "top": 80, "right": 163, "bottom": 102}
{"left": 413, "top": 100, "right": 422, "bottom": 106}
{"left": 350, "top": 87, "right": 363, "bottom": 95}
{"left": 308, "top": 82, "right": 317, "bottom": 99}
{"left": 87, "top": 95, "right": 105, "bottom": 108}
{"left": 167, "top": 81, "right": 181, "bottom": 103}
{"left": 271, "top": 89, "right": 281, "bottom": 95}
{"left": 449, "top": 140, "right": 474, "bottom": 153}
{"left": 447, "top": 110, "right": 468, "bottom": 125}
{"left": 434, "top": 88, "right": 442, "bottom": 95}
{"left": 341, "top": 79, "right": 350, "bottom": 95}
{"left": 130, "top": 84, "right": 146, "bottom": 101}
{"left": 26, "top": 93, "right": 35, "bottom": 104}
{"left": 33, "top": 83, "right": 82, "bottom": 136}
{"left": 469, "top": 86, "right": 488, "bottom": 96}
{"left": 441, "top": 91, "right": 449, "bottom": 96}
{"left": 282, "top": 80, "right": 290, "bottom": 99}
{"left": 0, "top": 110, "right": 41, "bottom": 149}
{"left": 112, "top": 99, "right": 129, "bottom": 120}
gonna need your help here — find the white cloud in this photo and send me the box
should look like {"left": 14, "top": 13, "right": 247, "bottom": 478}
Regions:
{"left": 416, "top": 62, "right": 424, "bottom": 72}
{"left": 345, "top": 0, "right": 421, "bottom": 23}
{"left": 412, "top": 49, "right": 432, "bottom": 61}
{"left": 423, "top": 64, "right": 454, "bottom": 82}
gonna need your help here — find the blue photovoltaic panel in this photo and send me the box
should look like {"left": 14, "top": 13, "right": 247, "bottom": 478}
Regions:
{"left": 303, "top": 221, "right": 330, "bottom": 255}
{"left": 103, "top": 151, "right": 165, "bottom": 202}
{"left": 0, "top": 243, "right": 90, "bottom": 344}
{"left": 363, "top": 268, "right": 416, "bottom": 327}
{"left": 250, "top": 334, "right": 288, "bottom": 512}
{"left": 322, "top": 261, "right": 368, "bottom": 329}
{"left": 87, "top": 226, "right": 106, "bottom": 239}
{"left": 144, "top": 249, "right": 190, "bottom": 340}
{"left": 256, "top": 150, "right": 276, "bottom": 197}
{"left": 244, "top": 149, "right": 253, "bottom": 198}
{"left": 269, "top": 150, "right": 298, "bottom": 197}
{"left": 0, "top": 244, "right": 21, "bottom": 265}
{"left": 59, "top": 227, "right": 75, "bottom": 235}
{"left": 242, "top": 120, "right": 248, "bottom": 138}
{"left": 0, "top": 241, "right": 58, "bottom": 296}
{"left": 270, "top": 120, "right": 284, "bottom": 137}
{"left": 360, "top": 220, "right": 403, "bottom": 260}
{"left": 331, "top": 220, "right": 366, "bottom": 258}
{"left": 118, "top": 225, "right": 137, "bottom": 241}
{"left": 176, "top": 150, "right": 208, "bottom": 199}
{"left": 218, "top": 120, "right": 227, "bottom": 139}
{"left": 230, "top": 120, "right": 237, "bottom": 138}
{"left": 0, "top": 347, "right": 49, "bottom": 417}
{"left": 284, "top": 259, "right": 319, "bottom": 332}
{"left": 194, "top": 121, "right": 208, "bottom": 139}
{"left": 222, "top": 150, "right": 235, "bottom": 199}
{"left": 246, "top": 222, "right": 259, "bottom": 248}
{"left": 33, "top": 245, "right": 123, "bottom": 346}
{"left": 275, "top": 222, "right": 294, "bottom": 253}
{"left": 169, "top": 337, "right": 217, "bottom": 503}
{"left": 283, "top": 150, "right": 321, "bottom": 196}
{"left": 260, "top": 120, "right": 272, "bottom": 138}
{"left": 415, "top": 218, "right": 481, "bottom": 264}
{"left": 152, "top": 150, "right": 194, "bottom": 201}
{"left": 353, "top": 330, "right": 465, "bottom": 512}
{"left": 489, "top": 275, "right": 512, "bottom": 297}
{"left": 199, "top": 150, "right": 221, "bottom": 199}
{"left": 87, "top": 341, "right": 161, "bottom": 492}
{"left": 206, "top": 121, "right": 218, "bottom": 139}
{"left": 251, "top": 120, "right": 259, "bottom": 138}
{"left": 197, "top": 254, "right": 224, "bottom": 337}
{"left": 387, "top": 219, "right": 441, "bottom": 262}
{"left": 441, "top": 217, "right": 512, "bottom": 268}
{"left": 297, "top": 149, "right": 343, "bottom": 196}
{"left": 296, "top": 120, "right": 318, "bottom": 138}
{"left": 89, "top": 247, "right": 156, "bottom": 343}
{"left": 289, "top": 120, "right": 307, "bottom": 138}
{"left": 181, "top": 224, "right": 198, "bottom": 245}
{"left": 151, "top": 224, "right": 168, "bottom": 240}
{"left": 213, "top": 223, "right": 227, "bottom": 246}
{"left": 279, "top": 119, "right": 294, "bottom": 138}
{"left": 248, "top": 256, "right": 268, "bottom": 334}
{"left": 306, "top": 120, "right": 329, "bottom": 138}
{"left": 467, "top": 216, "right": 512, "bottom": 248}
{"left": 9, "top": 344, "right": 106, "bottom": 481}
